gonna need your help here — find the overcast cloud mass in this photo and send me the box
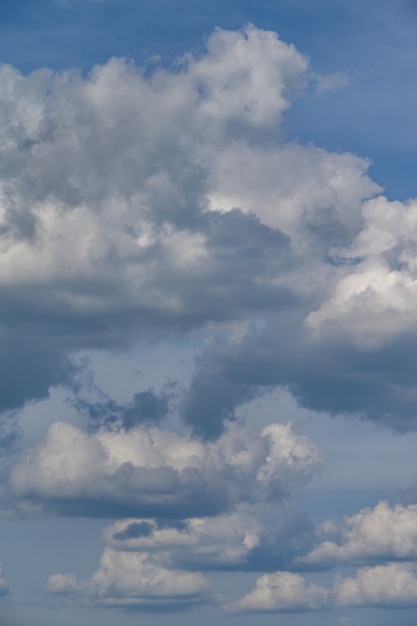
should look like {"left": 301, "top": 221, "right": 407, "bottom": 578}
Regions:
{"left": 2, "top": 2, "right": 417, "bottom": 625}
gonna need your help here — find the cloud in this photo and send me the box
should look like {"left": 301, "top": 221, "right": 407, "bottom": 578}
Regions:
{"left": 0, "top": 24, "right": 309, "bottom": 421}
{"left": 75, "top": 389, "right": 170, "bottom": 432}
{"left": 102, "top": 500, "right": 314, "bottom": 572}
{"left": 304, "top": 500, "right": 417, "bottom": 566}
{"left": 334, "top": 563, "right": 417, "bottom": 608}
{"left": 3, "top": 16, "right": 417, "bottom": 446}
{"left": 225, "top": 571, "right": 329, "bottom": 613}
{"left": 314, "top": 72, "right": 350, "bottom": 95}
{"left": 103, "top": 511, "right": 262, "bottom": 569}
{"left": 182, "top": 305, "right": 417, "bottom": 437}
{"left": 0, "top": 563, "right": 9, "bottom": 597}
{"left": 46, "top": 548, "right": 211, "bottom": 612}
{"left": 306, "top": 196, "right": 417, "bottom": 347}
{"left": 0, "top": 19, "right": 389, "bottom": 443}
{"left": 9, "top": 420, "right": 321, "bottom": 518}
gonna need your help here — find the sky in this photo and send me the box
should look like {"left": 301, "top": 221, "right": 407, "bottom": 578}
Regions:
{"left": 2, "top": 1, "right": 417, "bottom": 625}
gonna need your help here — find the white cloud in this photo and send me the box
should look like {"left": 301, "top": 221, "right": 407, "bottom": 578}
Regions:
{"left": 0, "top": 24, "right": 309, "bottom": 315}
{"left": 187, "top": 24, "right": 308, "bottom": 128}
{"left": 306, "top": 196, "right": 417, "bottom": 347}
{"left": 334, "top": 562, "right": 417, "bottom": 608}
{"left": 225, "top": 571, "right": 329, "bottom": 613}
{"left": 314, "top": 72, "right": 350, "bottom": 95}
{"left": 47, "top": 548, "right": 211, "bottom": 611}
{"left": 9, "top": 420, "right": 321, "bottom": 518}
{"left": 304, "top": 500, "right": 417, "bottom": 566}
{"left": 206, "top": 136, "right": 378, "bottom": 251}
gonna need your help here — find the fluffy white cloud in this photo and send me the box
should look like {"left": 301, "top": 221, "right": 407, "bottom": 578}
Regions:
{"left": 47, "top": 548, "right": 211, "bottom": 610}
{"left": 0, "top": 24, "right": 309, "bottom": 321}
{"left": 334, "top": 563, "right": 417, "bottom": 608}
{"left": 304, "top": 501, "right": 417, "bottom": 566}
{"left": 226, "top": 571, "right": 329, "bottom": 613}
{"left": 306, "top": 196, "right": 417, "bottom": 347}
{"left": 207, "top": 141, "right": 378, "bottom": 253}
{"left": 10, "top": 420, "right": 321, "bottom": 518}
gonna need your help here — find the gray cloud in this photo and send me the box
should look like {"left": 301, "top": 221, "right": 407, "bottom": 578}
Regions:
{"left": 182, "top": 313, "right": 417, "bottom": 438}
{"left": 0, "top": 564, "right": 9, "bottom": 597}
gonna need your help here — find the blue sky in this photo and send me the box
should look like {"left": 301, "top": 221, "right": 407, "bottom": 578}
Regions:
{"left": 2, "top": 1, "right": 417, "bottom": 625}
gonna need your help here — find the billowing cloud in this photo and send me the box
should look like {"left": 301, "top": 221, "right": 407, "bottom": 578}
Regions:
{"left": 304, "top": 500, "right": 417, "bottom": 566}
{"left": 334, "top": 563, "right": 417, "bottom": 608}
{"left": 0, "top": 20, "right": 393, "bottom": 442}
{"left": 46, "top": 548, "right": 211, "bottom": 611}
{"left": 9, "top": 420, "right": 320, "bottom": 518}
{"left": 225, "top": 571, "right": 329, "bottom": 613}
{"left": 306, "top": 196, "right": 417, "bottom": 347}
{"left": 0, "top": 24, "right": 310, "bottom": 420}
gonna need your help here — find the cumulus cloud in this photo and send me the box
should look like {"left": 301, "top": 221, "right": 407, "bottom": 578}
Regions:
{"left": 0, "top": 23, "right": 310, "bottom": 420}
{"left": 6, "top": 17, "right": 417, "bottom": 622}
{"left": 304, "top": 501, "right": 417, "bottom": 566}
{"left": 225, "top": 571, "right": 329, "bottom": 613}
{"left": 102, "top": 500, "right": 314, "bottom": 572}
{"left": 9, "top": 420, "right": 320, "bottom": 518}
{"left": 3, "top": 17, "right": 417, "bottom": 443}
{"left": 46, "top": 548, "right": 211, "bottom": 611}
{"left": 103, "top": 510, "right": 262, "bottom": 569}
{"left": 334, "top": 563, "right": 417, "bottom": 608}
{"left": 306, "top": 196, "right": 417, "bottom": 347}
{"left": 0, "top": 19, "right": 395, "bottom": 442}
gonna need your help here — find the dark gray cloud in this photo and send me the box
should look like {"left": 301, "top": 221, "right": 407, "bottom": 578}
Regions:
{"left": 183, "top": 313, "right": 417, "bottom": 438}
